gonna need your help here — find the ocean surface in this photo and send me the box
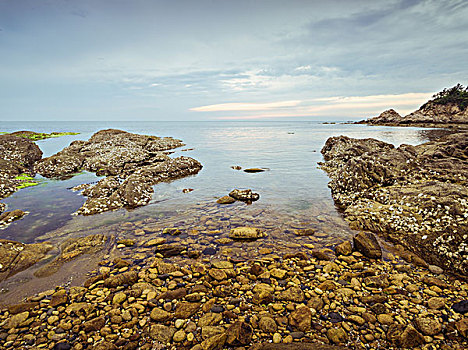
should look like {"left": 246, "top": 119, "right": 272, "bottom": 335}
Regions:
{"left": 0, "top": 120, "right": 447, "bottom": 244}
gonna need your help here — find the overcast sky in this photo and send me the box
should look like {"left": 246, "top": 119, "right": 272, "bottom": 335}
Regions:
{"left": 1, "top": 0, "right": 467, "bottom": 121}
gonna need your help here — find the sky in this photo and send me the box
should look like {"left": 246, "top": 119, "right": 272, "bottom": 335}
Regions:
{"left": 0, "top": 0, "right": 467, "bottom": 121}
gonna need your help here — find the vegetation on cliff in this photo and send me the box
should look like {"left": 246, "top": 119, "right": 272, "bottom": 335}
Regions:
{"left": 425, "top": 83, "right": 468, "bottom": 110}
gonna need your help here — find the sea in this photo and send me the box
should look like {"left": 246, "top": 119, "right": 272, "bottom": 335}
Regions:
{"left": 0, "top": 120, "right": 448, "bottom": 244}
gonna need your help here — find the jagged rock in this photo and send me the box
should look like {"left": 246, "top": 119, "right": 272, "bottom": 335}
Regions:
{"left": 320, "top": 132, "right": 468, "bottom": 277}
{"left": 359, "top": 86, "right": 468, "bottom": 127}
{"left": 0, "top": 134, "right": 42, "bottom": 168}
{"left": 353, "top": 232, "right": 382, "bottom": 259}
{"left": 288, "top": 306, "right": 312, "bottom": 332}
{"left": 226, "top": 321, "right": 253, "bottom": 346}
{"left": 335, "top": 241, "right": 352, "bottom": 256}
{"left": 0, "top": 134, "right": 43, "bottom": 216}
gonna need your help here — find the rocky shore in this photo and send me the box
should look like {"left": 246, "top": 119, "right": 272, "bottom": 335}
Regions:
{"left": 0, "top": 229, "right": 467, "bottom": 349}
{"left": 0, "top": 134, "right": 43, "bottom": 226}
{"left": 319, "top": 132, "right": 468, "bottom": 278}
{"left": 357, "top": 85, "right": 468, "bottom": 128}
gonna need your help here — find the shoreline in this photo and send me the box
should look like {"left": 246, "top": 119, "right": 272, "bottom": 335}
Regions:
{"left": 0, "top": 125, "right": 467, "bottom": 349}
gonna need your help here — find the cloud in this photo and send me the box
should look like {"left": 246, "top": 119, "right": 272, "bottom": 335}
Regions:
{"left": 190, "top": 100, "right": 302, "bottom": 112}
{"left": 193, "top": 92, "right": 434, "bottom": 120}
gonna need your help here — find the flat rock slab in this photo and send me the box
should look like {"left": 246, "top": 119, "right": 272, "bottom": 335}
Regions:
{"left": 0, "top": 239, "right": 53, "bottom": 282}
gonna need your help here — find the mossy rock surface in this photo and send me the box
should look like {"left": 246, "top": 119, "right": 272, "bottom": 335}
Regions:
{"left": 5, "top": 131, "right": 79, "bottom": 141}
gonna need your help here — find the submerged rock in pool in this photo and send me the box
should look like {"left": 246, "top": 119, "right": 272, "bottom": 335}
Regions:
{"left": 229, "top": 227, "right": 266, "bottom": 240}
{"left": 34, "top": 234, "right": 107, "bottom": 278}
{"left": 0, "top": 239, "right": 53, "bottom": 282}
{"left": 216, "top": 196, "right": 236, "bottom": 204}
{"left": 34, "top": 129, "right": 203, "bottom": 215}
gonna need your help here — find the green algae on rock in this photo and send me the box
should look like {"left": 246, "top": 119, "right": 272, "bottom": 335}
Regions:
{"left": 35, "top": 129, "right": 203, "bottom": 215}
{"left": 6, "top": 131, "right": 80, "bottom": 141}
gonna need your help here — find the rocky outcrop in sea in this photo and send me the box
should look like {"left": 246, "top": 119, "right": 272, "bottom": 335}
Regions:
{"left": 358, "top": 85, "right": 468, "bottom": 127}
{"left": 0, "top": 134, "right": 43, "bottom": 225}
{"left": 320, "top": 132, "right": 468, "bottom": 278}
{"left": 35, "top": 129, "right": 203, "bottom": 215}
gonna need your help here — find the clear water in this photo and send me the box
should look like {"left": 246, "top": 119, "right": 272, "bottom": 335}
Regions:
{"left": 0, "top": 121, "right": 448, "bottom": 243}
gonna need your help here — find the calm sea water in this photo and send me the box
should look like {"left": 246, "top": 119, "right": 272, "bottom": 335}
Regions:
{"left": 0, "top": 121, "right": 447, "bottom": 243}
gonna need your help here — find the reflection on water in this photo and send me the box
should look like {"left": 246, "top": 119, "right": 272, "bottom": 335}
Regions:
{"left": 0, "top": 121, "right": 450, "bottom": 245}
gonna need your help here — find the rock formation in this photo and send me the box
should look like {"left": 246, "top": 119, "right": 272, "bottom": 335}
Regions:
{"left": 320, "top": 132, "right": 468, "bottom": 277}
{"left": 0, "top": 134, "right": 43, "bottom": 224}
{"left": 35, "top": 129, "right": 203, "bottom": 215}
{"left": 359, "top": 85, "right": 468, "bottom": 127}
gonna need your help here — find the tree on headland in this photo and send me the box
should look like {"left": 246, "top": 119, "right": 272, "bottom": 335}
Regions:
{"left": 427, "top": 83, "right": 468, "bottom": 110}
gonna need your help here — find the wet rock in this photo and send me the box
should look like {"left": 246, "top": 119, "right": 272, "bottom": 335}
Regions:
{"left": 103, "top": 271, "right": 139, "bottom": 288}
{"left": 155, "top": 244, "right": 185, "bottom": 257}
{"left": 35, "top": 129, "right": 202, "bottom": 215}
{"left": 244, "top": 168, "right": 266, "bottom": 173}
{"left": 294, "top": 228, "right": 315, "bottom": 236}
{"left": 353, "top": 231, "right": 382, "bottom": 259}
{"left": 216, "top": 196, "right": 236, "bottom": 204}
{"left": 252, "top": 345, "right": 348, "bottom": 350}
{"left": 414, "top": 317, "right": 442, "bottom": 336}
{"left": 162, "top": 227, "right": 181, "bottom": 236}
{"left": 452, "top": 300, "right": 468, "bottom": 314}
{"left": 229, "top": 227, "right": 265, "bottom": 240}
{"left": 0, "top": 209, "right": 26, "bottom": 226}
{"left": 0, "top": 239, "right": 53, "bottom": 282}
{"left": 34, "top": 234, "right": 107, "bottom": 277}
{"left": 229, "top": 189, "right": 259, "bottom": 202}
{"left": 335, "top": 241, "right": 352, "bottom": 256}
{"left": 288, "top": 306, "right": 312, "bottom": 332}
{"left": 226, "top": 321, "right": 253, "bottom": 346}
